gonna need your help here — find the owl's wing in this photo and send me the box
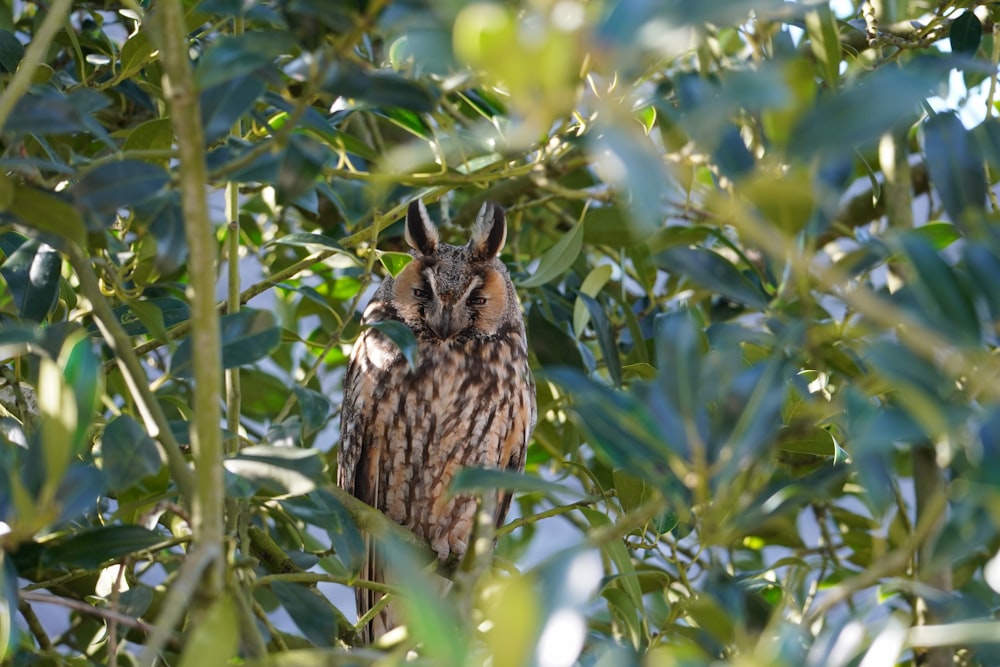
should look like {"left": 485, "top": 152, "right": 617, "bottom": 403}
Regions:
{"left": 494, "top": 368, "right": 536, "bottom": 529}
{"left": 338, "top": 327, "right": 398, "bottom": 642}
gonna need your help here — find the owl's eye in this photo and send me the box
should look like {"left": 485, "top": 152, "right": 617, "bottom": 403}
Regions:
{"left": 468, "top": 296, "right": 487, "bottom": 306}
{"left": 413, "top": 288, "right": 430, "bottom": 299}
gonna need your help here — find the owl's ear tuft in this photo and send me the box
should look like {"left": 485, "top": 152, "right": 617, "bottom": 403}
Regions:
{"left": 469, "top": 202, "right": 507, "bottom": 259}
{"left": 405, "top": 200, "right": 439, "bottom": 255}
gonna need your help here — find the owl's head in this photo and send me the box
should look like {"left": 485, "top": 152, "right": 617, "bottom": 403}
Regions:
{"left": 387, "top": 200, "right": 522, "bottom": 341}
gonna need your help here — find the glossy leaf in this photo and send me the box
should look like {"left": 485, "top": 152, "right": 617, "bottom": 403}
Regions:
{"left": 0, "top": 553, "right": 16, "bottom": 661}
{"left": 171, "top": 309, "right": 281, "bottom": 377}
{"left": 520, "top": 217, "right": 583, "bottom": 288}
{"left": 657, "top": 246, "right": 768, "bottom": 308}
{"left": 579, "top": 294, "right": 622, "bottom": 388}
{"left": 283, "top": 488, "right": 366, "bottom": 575}
{"left": 950, "top": 11, "right": 982, "bottom": 55}
{"left": 450, "top": 467, "right": 589, "bottom": 500}
{"left": 291, "top": 385, "right": 332, "bottom": 436}
{"left": 270, "top": 581, "right": 345, "bottom": 647}
{"left": 790, "top": 63, "right": 947, "bottom": 158}
{"left": 194, "top": 32, "right": 295, "bottom": 89}
{"left": 0, "top": 238, "right": 60, "bottom": 322}
{"left": 70, "top": 160, "right": 170, "bottom": 223}
{"left": 0, "top": 29, "right": 23, "bottom": 72}
{"left": 223, "top": 445, "right": 324, "bottom": 498}
{"left": 2, "top": 180, "right": 87, "bottom": 247}
{"left": 901, "top": 234, "right": 980, "bottom": 345}
{"left": 923, "top": 112, "right": 987, "bottom": 224}
{"left": 100, "top": 415, "right": 163, "bottom": 490}
{"left": 200, "top": 75, "right": 266, "bottom": 143}
{"left": 41, "top": 525, "right": 165, "bottom": 569}
{"left": 964, "top": 244, "right": 1000, "bottom": 322}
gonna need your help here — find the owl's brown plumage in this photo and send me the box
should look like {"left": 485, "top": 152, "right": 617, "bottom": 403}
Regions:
{"left": 337, "top": 200, "right": 536, "bottom": 642}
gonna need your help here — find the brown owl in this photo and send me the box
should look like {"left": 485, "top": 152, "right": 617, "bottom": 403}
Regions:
{"left": 337, "top": 199, "right": 536, "bottom": 642}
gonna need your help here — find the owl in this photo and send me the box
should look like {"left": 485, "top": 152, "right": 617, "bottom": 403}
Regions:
{"left": 337, "top": 199, "right": 536, "bottom": 642}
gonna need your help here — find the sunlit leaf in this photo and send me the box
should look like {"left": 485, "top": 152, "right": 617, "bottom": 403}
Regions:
{"left": 178, "top": 593, "right": 239, "bottom": 667}
{"left": 520, "top": 217, "right": 583, "bottom": 288}
{"left": 224, "top": 446, "right": 324, "bottom": 498}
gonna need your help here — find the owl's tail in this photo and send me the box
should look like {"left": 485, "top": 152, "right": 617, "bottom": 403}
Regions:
{"left": 356, "top": 540, "right": 398, "bottom": 643}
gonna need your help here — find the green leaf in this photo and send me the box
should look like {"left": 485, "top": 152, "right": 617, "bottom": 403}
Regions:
{"left": 923, "top": 112, "right": 986, "bottom": 225}
{"left": 171, "top": 309, "right": 281, "bottom": 377}
{"left": 582, "top": 206, "right": 651, "bottom": 246}
{"left": 587, "top": 125, "right": 667, "bottom": 234}
{"left": 270, "top": 581, "right": 346, "bottom": 647}
{"left": 270, "top": 232, "right": 346, "bottom": 253}
{"left": 37, "top": 355, "right": 77, "bottom": 491}
{"left": 790, "top": 62, "right": 947, "bottom": 158}
{"left": 42, "top": 525, "right": 165, "bottom": 569}
{"left": 382, "top": 537, "right": 467, "bottom": 667}
{"left": 282, "top": 489, "right": 365, "bottom": 575}
{"left": 277, "top": 134, "right": 329, "bottom": 203}
{"left": 322, "top": 63, "right": 439, "bottom": 112}
{"left": 964, "top": 244, "right": 1000, "bottom": 322}
{"left": 177, "top": 593, "right": 239, "bottom": 667}
{"left": 195, "top": 32, "right": 295, "bottom": 89}
{"left": 118, "top": 30, "right": 154, "bottom": 81}
{"left": 0, "top": 29, "right": 23, "bottom": 72}
{"left": 4, "top": 89, "right": 110, "bottom": 136}
{"left": 58, "top": 331, "right": 100, "bottom": 456}
{"left": 100, "top": 415, "right": 163, "bottom": 491}
{"left": 201, "top": 75, "right": 266, "bottom": 143}
{"left": 223, "top": 445, "right": 324, "bottom": 498}
{"left": 901, "top": 234, "right": 980, "bottom": 345}
{"left": 777, "top": 426, "right": 849, "bottom": 461}
{"left": 449, "top": 467, "right": 590, "bottom": 500}
{"left": 117, "top": 297, "right": 189, "bottom": 339}
{"left": 657, "top": 246, "right": 768, "bottom": 308}
{"left": 579, "top": 294, "right": 622, "bottom": 388}
{"left": 122, "top": 118, "right": 174, "bottom": 154}
{"left": 0, "top": 553, "right": 16, "bottom": 660}
{"left": 520, "top": 217, "right": 583, "bottom": 287}
{"left": 805, "top": 5, "right": 841, "bottom": 88}
{"left": 291, "top": 385, "right": 332, "bottom": 436}
{"left": 2, "top": 180, "right": 87, "bottom": 247}
{"left": 528, "top": 307, "right": 585, "bottom": 369}
{"left": 133, "top": 191, "right": 188, "bottom": 275}
{"left": 366, "top": 320, "right": 419, "bottom": 369}
{"left": 0, "top": 238, "right": 61, "bottom": 322}
{"left": 70, "top": 160, "right": 170, "bottom": 222}
{"left": 573, "top": 264, "right": 614, "bottom": 337}
{"left": 910, "top": 221, "right": 960, "bottom": 250}
{"left": 950, "top": 11, "right": 982, "bottom": 55}
{"left": 378, "top": 250, "right": 413, "bottom": 277}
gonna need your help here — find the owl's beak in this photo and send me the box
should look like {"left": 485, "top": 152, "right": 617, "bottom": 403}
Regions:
{"left": 428, "top": 305, "right": 458, "bottom": 340}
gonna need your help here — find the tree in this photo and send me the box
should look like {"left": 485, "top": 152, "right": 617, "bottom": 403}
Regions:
{"left": 1, "top": 0, "right": 999, "bottom": 664}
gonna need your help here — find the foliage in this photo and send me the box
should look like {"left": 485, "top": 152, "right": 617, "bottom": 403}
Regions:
{"left": 1, "top": 0, "right": 1000, "bottom": 665}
